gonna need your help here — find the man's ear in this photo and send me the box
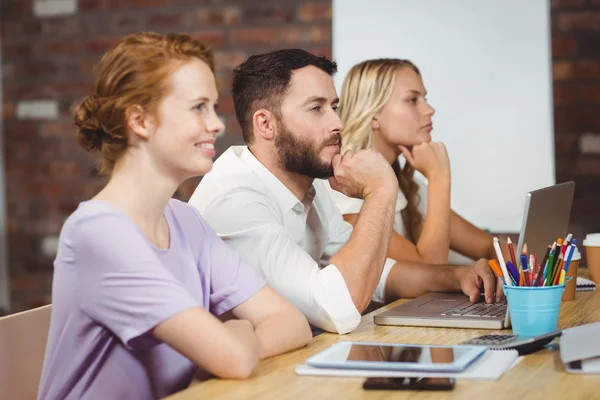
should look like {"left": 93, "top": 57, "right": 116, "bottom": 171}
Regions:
{"left": 252, "top": 109, "right": 277, "bottom": 141}
{"left": 126, "top": 105, "right": 155, "bottom": 141}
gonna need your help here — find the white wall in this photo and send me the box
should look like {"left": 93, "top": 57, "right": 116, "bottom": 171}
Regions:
{"left": 0, "top": 28, "right": 10, "bottom": 312}
{"left": 333, "top": 0, "right": 555, "bottom": 232}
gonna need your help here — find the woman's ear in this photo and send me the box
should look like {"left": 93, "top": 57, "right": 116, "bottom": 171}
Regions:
{"left": 371, "top": 117, "right": 380, "bottom": 131}
{"left": 126, "top": 105, "right": 155, "bottom": 141}
{"left": 253, "top": 109, "right": 276, "bottom": 141}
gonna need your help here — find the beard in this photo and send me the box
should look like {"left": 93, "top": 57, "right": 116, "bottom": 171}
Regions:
{"left": 274, "top": 122, "right": 340, "bottom": 179}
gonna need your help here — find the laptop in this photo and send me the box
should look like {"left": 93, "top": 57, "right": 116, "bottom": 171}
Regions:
{"left": 374, "top": 181, "right": 575, "bottom": 329}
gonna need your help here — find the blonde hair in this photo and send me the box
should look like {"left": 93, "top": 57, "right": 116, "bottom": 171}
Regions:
{"left": 338, "top": 58, "right": 424, "bottom": 243}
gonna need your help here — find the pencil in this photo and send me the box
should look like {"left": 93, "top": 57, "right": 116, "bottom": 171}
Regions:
{"left": 545, "top": 243, "right": 557, "bottom": 286}
{"left": 507, "top": 237, "right": 517, "bottom": 270}
{"left": 540, "top": 245, "right": 551, "bottom": 276}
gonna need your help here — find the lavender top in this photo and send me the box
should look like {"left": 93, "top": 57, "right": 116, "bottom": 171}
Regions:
{"left": 38, "top": 199, "right": 266, "bottom": 399}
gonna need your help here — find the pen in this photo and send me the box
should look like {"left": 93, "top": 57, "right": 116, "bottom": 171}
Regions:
{"left": 521, "top": 254, "right": 530, "bottom": 286}
{"left": 563, "top": 239, "right": 577, "bottom": 274}
{"left": 506, "top": 261, "right": 520, "bottom": 286}
{"left": 488, "top": 260, "right": 505, "bottom": 284}
{"left": 493, "top": 237, "right": 513, "bottom": 287}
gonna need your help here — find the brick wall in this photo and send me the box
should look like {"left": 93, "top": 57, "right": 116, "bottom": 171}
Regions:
{"left": 551, "top": 0, "right": 600, "bottom": 239}
{"left": 1, "top": 0, "right": 332, "bottom": 312}
{"left": 0, "top": 0, "right": 599, "bottom": 312}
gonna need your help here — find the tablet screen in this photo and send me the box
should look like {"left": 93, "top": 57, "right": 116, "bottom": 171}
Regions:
{"left": 345, "top": 344, "right": 469, "bottom": 365}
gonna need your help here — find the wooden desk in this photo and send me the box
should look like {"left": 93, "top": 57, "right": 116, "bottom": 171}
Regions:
{"left": 167, "top": 290, "right": 600, "bottom": 400}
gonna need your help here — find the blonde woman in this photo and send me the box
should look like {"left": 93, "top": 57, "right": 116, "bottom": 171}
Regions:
{"left": 331, "top": 58, "right": 496, "bottom": 266}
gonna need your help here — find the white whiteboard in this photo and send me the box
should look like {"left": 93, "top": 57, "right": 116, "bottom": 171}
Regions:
{"left": 333, "top": 0, "right": 555, "bottom": 232}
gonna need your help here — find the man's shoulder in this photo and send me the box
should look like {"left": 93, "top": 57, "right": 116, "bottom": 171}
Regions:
{"left": 193, "top": 146, "right": 267, "bottom": 203}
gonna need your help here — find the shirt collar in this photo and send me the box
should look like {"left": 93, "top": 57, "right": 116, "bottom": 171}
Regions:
{"left": 239, "top": 146, "right": 314, "bottom": 214}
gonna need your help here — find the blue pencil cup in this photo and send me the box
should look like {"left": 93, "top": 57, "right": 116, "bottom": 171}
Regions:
{"left": 503, "top": 283, "right": 567, "bottom": 337}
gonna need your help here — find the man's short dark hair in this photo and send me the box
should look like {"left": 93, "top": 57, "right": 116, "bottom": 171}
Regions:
{"left": 232, "top": 49, "right": 337, "bottom": 144}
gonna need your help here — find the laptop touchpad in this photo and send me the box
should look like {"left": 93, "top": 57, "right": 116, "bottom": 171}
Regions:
{"left": 413, "top": 299, "right": 462, "bottom": 312}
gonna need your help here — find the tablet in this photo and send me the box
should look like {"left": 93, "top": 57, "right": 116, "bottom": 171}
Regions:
{"left": 305, "top": 342, "right": 487, "bottom": 372}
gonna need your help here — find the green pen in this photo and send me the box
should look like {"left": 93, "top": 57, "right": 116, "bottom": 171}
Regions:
{"left": 545, "top": 247, "right": 556, "bottom": 286}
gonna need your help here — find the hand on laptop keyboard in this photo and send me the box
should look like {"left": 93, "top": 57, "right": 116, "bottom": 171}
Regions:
{"left": 457, "top": 259, "right": 505, "bottom": 304}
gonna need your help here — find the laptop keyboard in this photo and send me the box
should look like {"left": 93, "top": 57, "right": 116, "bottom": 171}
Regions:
{"left": 440, "top": 301, "right": 507, "bottom": 318}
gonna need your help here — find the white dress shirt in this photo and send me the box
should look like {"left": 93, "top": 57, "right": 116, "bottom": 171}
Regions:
{"left": 325, "top": 165, "right": 474, "bottom": 265}
{"left": 189, "top": 146, "right": 396, "bottom": 334}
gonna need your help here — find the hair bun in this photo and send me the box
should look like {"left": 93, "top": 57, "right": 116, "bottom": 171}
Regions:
{"left": 74, "top": 94, "right": 106, "bottom": 153}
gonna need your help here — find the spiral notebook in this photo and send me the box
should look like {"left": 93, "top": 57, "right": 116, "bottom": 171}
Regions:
{"left": 296, "top": 349, "right": 522, "bottom": 381}
{"left": 577, "top": 277, "right": 596, "bottom": 292}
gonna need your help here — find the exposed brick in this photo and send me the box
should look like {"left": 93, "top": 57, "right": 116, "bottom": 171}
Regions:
{"left": 580, "top": 133, "right": 600, "bottom": 154}
{"left": 575, "top": 60, "right": 600, "bottom": 78}
{"left": 297, "top": 2, "right": 332, "bottom": 22}
{"left": 41, "top": 162, "right": 83, "bottom": 178}
{"left": 33, "top": 0, "right": 77, "bottom": 17}
{"left": 41, "top": 16, "right": 82, "bottom": 36}
{"left": 148, "top": 12, "right": 190, "bottom": 28}
{"left": 39, "top": 120, "right": 78, "bottom": 138}
{"left": 304, "top": 45, "right": 332, "bottom": 60}
{"left": 552, "top": 36, "right": 578, "bottom": 58}
{"left": 196, "top": 6, "right": 241, "bottom": 26}
{"left": 555, "top": 133, "right": 578, "bottom": 155}
{"left": 5, "top": 164, "right": 38, "bottom": 181}
{"left": 4, "top": 0, "right": 33, "bottom": 18}
{"left": 2, "top": 43, "right": 32, "bottom": 59}
{"left": 551, "top": 0, "right": 586, "bottom": 7}
{"left": 557, "top": 11, "right": 600, "bottom": 31}
{"left": 21, "top": 60, "right": 60, "bottom": 81}
{"left": 76, "top": 59, "right": 99, "bottom": 75}
{"left": 225, "top": 115, "right": 242, "bottom": 136}
{"left": 2, "top": 64, "right": 17, "bottom": 82}
{"left": 16, "top": 100, "right": 60, "bottom": 120}
{"left": 553, "top": 61, "right": 575, "bottom": 80}
{"left": 42, "top": 41, "right": 80, "bottom": 55}
{"left": 576, "top": 157, "right": 600, "bottom": 175}
{"left": 176, "top": 178, "right": 201, "bottom": 201}
{"left": 281, "top": 25, "right": 331, "bottom": 45}
{"left": 79, "top": 0, "right": 121, "bottom": 11}
{"left": 217, "top": 94, "right": 235, "bottom": 115}
{"left": 213, "top": 50, "right": 248, "bottom": 70}
{"left": 84, "top": 36, "right": 122, "bottom": 54}
{"left": 3, "top": 103, "right": 16, "bottom": 119}
{"left": 555, "top": 107, "right": 600, "bottom": 133}
{"left": 109, "top": 14, "right": 144, "bottom": 31}
{"left": 215, "top": 71, "right": 234, "bottom": 94}
{"left": 580, "top": 84, "right": 600, "bottom": 103}
{"left": 130, "top": 0, "right": 168, "bottom": 7}
{"left": 580, "top": 34, "right": 600, "bottom": 58}
{"left": 230, "top": 27, "right": 281, "bottom": 46}
{"left": 189, "top": 31, "right": 227, "bottom": 48}
{"left": 11, "top": 274, "right": 39, "bottom": 293}
{"left": 554, "top": 83, "right": 579, "bottom": 105}
{"left": 243, "top": 5, "right": 295, "bottom": 24}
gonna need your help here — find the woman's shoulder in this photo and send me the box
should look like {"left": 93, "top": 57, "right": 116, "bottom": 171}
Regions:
{"left": 318, "top": 179, "right": 364, "bottom": 215}
{"left": 166, "top": 198, "right": 215, "bottom": 240}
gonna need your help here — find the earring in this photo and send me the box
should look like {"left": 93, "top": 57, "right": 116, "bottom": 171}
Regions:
{"left": 375, "top": 123, "right": 380, "bottom": 129}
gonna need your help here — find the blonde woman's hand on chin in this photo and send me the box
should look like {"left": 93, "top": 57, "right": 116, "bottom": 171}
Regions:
{"left": 328, "top": 149, "right": 398, "bottom": 200}
{"left": 399, "top": 142, "right": 451, "bottom": 181}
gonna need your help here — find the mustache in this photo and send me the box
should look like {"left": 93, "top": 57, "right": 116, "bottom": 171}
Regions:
{"left": 322, "top": 133, "right": 342, "bottom": 147}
